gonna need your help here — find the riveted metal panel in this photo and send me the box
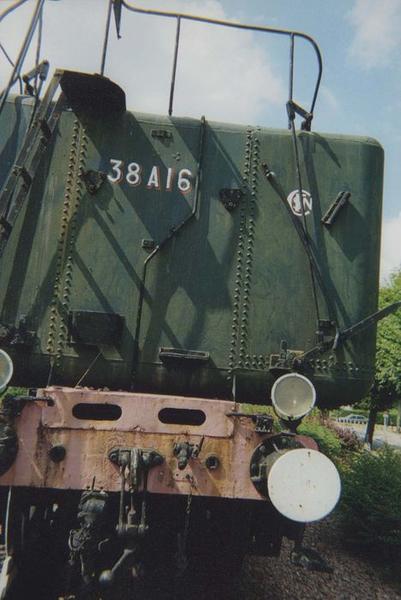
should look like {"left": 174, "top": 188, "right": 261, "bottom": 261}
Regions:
{"left": 0, "top": 94, "right": 383, "bottom": 407}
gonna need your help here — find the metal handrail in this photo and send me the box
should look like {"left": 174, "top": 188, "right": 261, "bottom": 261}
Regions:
{"left": 0, "top": 0, "right": 45, "bottom": 116}
{"left": 0, "top": 0, "right": 30, "bottom": 24}
{"left": 1, "top": 0, "right": 323, "bottom": 129}
{"left": 103, "top": 0, "right": 323, "bottom": 126}
{"left": 0, "top": 0, "right": 31, "bottom": 95}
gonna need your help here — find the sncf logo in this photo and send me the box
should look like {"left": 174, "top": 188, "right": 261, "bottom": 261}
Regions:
{"left": 287, "top": 189, "right": 312, "bottom": 216}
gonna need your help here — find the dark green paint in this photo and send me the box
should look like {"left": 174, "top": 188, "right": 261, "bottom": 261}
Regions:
{"left": 0, "top": 94, "right": 383, "bottom": 407}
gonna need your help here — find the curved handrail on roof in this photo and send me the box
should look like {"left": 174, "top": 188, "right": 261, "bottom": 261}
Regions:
{"left": 0, "top": 0, "right": 30, "bottom": 24}
{"left": 0, "top": 0, "right": 323, "bottom": 129}
{"left": 0, "top": 0, "right": 45, "bottom": 116}
{"left": 111, "top": 0, "right": 323, "bottom": 126}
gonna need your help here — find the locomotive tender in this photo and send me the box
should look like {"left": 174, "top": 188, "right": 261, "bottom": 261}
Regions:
{"left": 0, "top": 1, "right": 390, "bottom": 597}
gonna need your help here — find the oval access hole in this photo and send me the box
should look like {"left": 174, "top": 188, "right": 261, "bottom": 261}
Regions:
{"left": 158, "top": 407, "right": 206, "bottom": 426}
{"left": 72, "top": 403, "right": 122, "bottom": 421}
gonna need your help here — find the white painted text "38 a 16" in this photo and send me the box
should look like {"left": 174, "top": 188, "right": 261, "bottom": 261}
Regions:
{"left": 107, "top": 159, "right": 194, "bottom": 193}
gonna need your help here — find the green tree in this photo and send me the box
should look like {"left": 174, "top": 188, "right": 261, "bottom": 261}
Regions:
{"left": 365, "top": 271, "right": 401, "bottom": 446}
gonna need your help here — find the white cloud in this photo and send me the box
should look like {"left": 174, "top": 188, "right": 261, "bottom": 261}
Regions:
{"left": 0, "top": 0, "right": 285, "bottom": 124}
{"left": 348, "top": 0, "right": 401, "bottom": 68}
{"left": 320, "top": 86, "right": 340, "bottom": 112}
{"left": 380, "top": 213, "right": 401, "bottom": 283}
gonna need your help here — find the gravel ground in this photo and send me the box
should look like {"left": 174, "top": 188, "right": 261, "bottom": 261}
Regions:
{"left": 236, "top": 517, "right": 401, "bottom": 600}
{"left": 53, "top": 515, "right": 401, "bottom": 600}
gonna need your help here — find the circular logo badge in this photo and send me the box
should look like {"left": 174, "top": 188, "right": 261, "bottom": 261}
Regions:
{"left": 287, "top": 190, "right": 312, "bottom": 217}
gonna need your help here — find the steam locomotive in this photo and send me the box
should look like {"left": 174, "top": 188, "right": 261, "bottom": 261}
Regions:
{"left": 0, "top": 1, "right": 390, "bottom": 598}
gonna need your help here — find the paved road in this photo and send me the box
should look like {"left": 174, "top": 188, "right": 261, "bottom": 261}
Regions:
{"left": 338, "top": 422, "right": 401, "bottom": 448}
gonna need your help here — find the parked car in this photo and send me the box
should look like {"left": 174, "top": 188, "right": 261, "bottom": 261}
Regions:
{"left": 347, "top": 414, "right": 368, "bottom": 424}
{"left": 336, "top": 414, "right": 368, "bottom": 425}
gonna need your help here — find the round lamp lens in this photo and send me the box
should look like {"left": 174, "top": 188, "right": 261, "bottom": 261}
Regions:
{"left": 0, "top": 350, "right": 13, "bottom": 393}
{"left": 271, "top": 373, "right": 316, "bottom": 420}
{"left": 267, "top": 448, "right": 341, "bottom": 522}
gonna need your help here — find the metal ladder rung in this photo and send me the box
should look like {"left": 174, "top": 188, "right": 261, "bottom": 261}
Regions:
{"left": 0, "top": 72, "right": 66, "bottom": 258}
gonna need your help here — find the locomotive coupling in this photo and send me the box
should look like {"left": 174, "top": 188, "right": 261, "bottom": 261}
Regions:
{"left": 108, "top": 447, "right": 164, "bottom": 493}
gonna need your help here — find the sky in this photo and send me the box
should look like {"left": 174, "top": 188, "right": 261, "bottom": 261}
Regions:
{"left": 0, "top": 0, "right": 400, "bottom": 282}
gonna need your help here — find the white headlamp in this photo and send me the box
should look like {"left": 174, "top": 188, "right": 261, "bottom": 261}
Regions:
{"left": 271, "top": 372, "right": 316, "bottom": 421}
{"left": 0, "top": 350, "right": 13, "bottom": 393}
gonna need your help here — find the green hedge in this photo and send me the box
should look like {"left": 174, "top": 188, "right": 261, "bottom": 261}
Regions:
{"left": 340, "top": 446, "right": 401, "bottom": 560}
{"left": 297, "top": 419, "right": 342, "bottom": 461}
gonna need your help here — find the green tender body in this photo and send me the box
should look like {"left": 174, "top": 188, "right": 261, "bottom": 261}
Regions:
{"left": 0, "top": 95, "right": 383, "bottom": 407}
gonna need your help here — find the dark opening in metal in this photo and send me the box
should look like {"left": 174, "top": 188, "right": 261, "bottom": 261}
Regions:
{"left": 158, "top": 407, "right": 206, "bottom": 426}
{"left": 205, "top": 454, "right": 220, "bottom": 470}
{"left": 72, "top": 403, "right": 122, "bottom": 421}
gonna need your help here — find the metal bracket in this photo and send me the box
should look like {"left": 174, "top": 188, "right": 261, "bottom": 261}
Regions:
{"left": 286, "top": 100, "right": 313, "bottom": 131}
{"left": 39, "top": 118, "right": 52, "bottom": 141}
{"left": 173, "top": 440, "right": 204, "bottom": 470}
{"left": 295, "top": 302, "right": 401, "bottom": 366}
{"left": 80, "top": 169, "right": 107, "bottom": 195}
{"left": 227, "top": 411, "right": 273, "bottom": 434}
{"left": 113, "top": 0, "right": 123, "bottom": 39}
{"left": 5, "top": 316, "right": 36, "bottom": 348}
{"left": 333, "top": 301, "right": 401, "bottom": 350}
{"left": 141, "top": 239, "right": 156, "bottom": 252}
{"left": 151, "top": 128, "right": 173, "bottom": 141}
{"left": 315, "top": 319, "right": 336, "bottom": 346}
{"left": 254, "top": 414, "right": 274, "bottom": 434}
{"left": 22, "top": 60, "right": 49, "bottom": 96}
{"left": 269, "top": 340, "right": 304, "bottom": 373}
{"left": 321, "top": 191, "right": 351, "bottom": 227}
{"left": 13, "top": 165, "right": 32, "bottom": 189}
{"left": 159, "top": 347, "right": 210, "bottom": 365}
{"left": 219, "top": 188, "right": 243, "bottom": 211}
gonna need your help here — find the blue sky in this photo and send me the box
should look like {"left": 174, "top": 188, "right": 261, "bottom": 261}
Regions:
{"left": 1, "top": 0, "right": 400, "bottom": 280}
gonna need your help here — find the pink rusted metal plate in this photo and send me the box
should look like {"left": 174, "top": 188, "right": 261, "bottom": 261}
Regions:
{"left": 40, "top": 387, "right": 235, "bottom": 437}
{"left": 0, "top": 387, "right": 317, "bottom": 502}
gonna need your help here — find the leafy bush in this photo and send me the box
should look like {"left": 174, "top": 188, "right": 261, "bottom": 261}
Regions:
{"left": 326, "top": 420, "right": 362, "bottom": 453}
{"left": 0, "top": 387, "right": 26, "bottom": 404}
{"left": 297, "top": 419, "right": 342, "bottom": 461}
{"left": 340, "top": 446, "right": 401, "bottom": 559}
